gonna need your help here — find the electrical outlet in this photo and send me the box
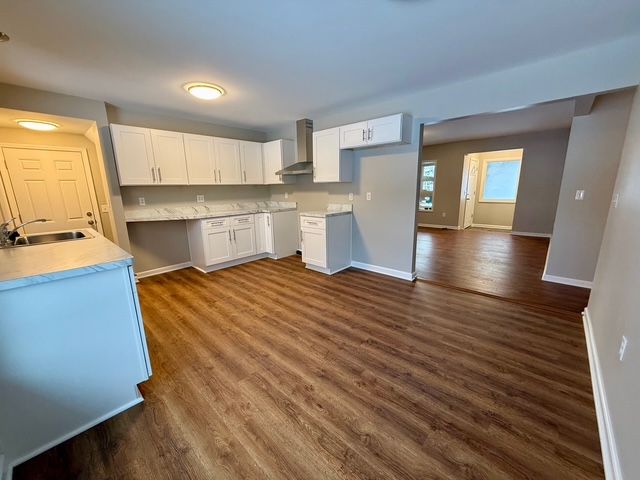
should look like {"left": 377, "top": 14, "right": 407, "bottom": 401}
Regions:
{"left": 138, "top": 197, "right": 146, "bottom": 206}
{"left": 442, "top": 212, "right": 446, "bottom": 218}
{"left": 619, "top": 336, "right": 628, "bottom": 362}
{"left": 285, "top": 192, "right": 289, "bottom": 199}
{"left": 348, "top": 193, "right": 354, "bottom": 201}
{"left": 196, "top": 195, "right": 205, "bottom": 203}
{"left": 366, "top": 192, "right": 372, "bottom": 201}
{"left": 100, "top": 204, "right": 110, "bottom": 213}
{"left": 575, "top": 190, "right": 585, "bottom": 201}
{"left": 612, "top": 193, "right": 619, "bottom": 208}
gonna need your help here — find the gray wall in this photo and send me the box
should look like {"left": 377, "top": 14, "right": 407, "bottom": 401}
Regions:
{"left": 545, "top": 90, "right": 634, "bottom": 282}
{"left": 417, "top": 129, "right": 570, "bottom": 233}
{"left": 587, "top": 87, "right": 640, "bottom": 480}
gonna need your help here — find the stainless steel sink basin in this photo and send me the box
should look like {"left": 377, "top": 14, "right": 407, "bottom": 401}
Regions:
{"left": 13, "top": 231, "right": 89, "bottom": 246}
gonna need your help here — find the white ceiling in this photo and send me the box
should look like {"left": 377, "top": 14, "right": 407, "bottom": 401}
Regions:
{"left": 1, "top": 1, "right": 639, "bottom": 131}
{"left": 423, "top": 100, "right": 576, "bottom": 145}
{"left": 0, "top": 108, "right": 94, "bottom": 134}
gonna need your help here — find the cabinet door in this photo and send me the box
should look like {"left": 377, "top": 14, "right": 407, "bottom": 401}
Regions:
{"left": 232, "top": 224, "right": 256, "bottom": 259}
{"left": 264, "top": 213, "right": 274, "bottom": 254}
{"left": 313, "top": 127, "right": 341, "bottom": 183}
{"left": 204, "top": 228, "right": 234, "bottom": 265}
{"left": 367, "top": 114, "right": 403, "bottom": 146}
{"left": 339, "top": 121, "right": 368, "bottom": 149}
{"left": 184, "top": 133, "right": 216, "bottom": 184}
{"left": 149, "top": 129, "right": 188, "bottom": 184}
{"left": 214, "top": 138, "right": 242, "bottom": 184}
{"left": 262, "top": 140, "right": 283, "bottom": 184}
{"left": 301, "top": 228, "right": 327, "bottom": 267}
{"left": 110, "top": 124, "right": 155, "bottom": 185}
{"left": 240, "top": 141, "right": 264, "bottom": 184}
{"left": 254, "top": 213, "right": 266, "bottom": 254}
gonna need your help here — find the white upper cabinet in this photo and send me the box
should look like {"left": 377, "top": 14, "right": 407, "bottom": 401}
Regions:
{"left": 214, "top": 137, "right": 242, "bottom": 185}
{"left": 149, "top": 129, "right": 188, "bottom": 185}
{"left": 184, "top": 133, "right": 216, "bottom": 184}
{"left": 338, "top": 113, "right": 411, "bottom": 149}
{"left": 263, "top": 139, "right": 295, "bottom": 184}
{"left": 240, "top": 141, "right": 264, "bottom": 184}
{"left": 110, "top": 124, "right": 155, "bottom": 185}
{"left": 313, "top": 127, "right": 353, "bottom": 183}
{"left": 339, "top": 121, "right": 369, "bottom": 149}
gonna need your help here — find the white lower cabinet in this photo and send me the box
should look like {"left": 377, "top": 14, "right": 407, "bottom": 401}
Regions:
{"left": 300, "top": 214, "right": 352, "bottom": 275}
{"left": 188, "top": 211, "right": 298, "bottom": 273}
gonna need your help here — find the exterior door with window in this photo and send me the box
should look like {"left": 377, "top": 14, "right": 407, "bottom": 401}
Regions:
{"left": 463, "top": 157, "right": 479, "bottom": 228}
{"left": 3, "top": 147, "right": 99, "bottom": 234}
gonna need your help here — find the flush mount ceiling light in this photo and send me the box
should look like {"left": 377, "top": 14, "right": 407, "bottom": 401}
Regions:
{"left": 183, "top": 82, "right": 225, "bottom": 100}
{"left": 0, "top": 32, "right": 9, "bottom": 42}
{"left": 15, "top": 119, "right": 60, "bottom": 131}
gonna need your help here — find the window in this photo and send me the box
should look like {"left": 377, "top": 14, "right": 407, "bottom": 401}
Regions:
{"left": 480, "top": 158, "right": 521, "bottom": 202}
{"left": 419, "top": 161, "right": 436, "bottom": 211}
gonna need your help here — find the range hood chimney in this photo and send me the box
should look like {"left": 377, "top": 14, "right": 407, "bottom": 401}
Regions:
{"left": 276, "top": 118, "right": 313, "bottom": 175}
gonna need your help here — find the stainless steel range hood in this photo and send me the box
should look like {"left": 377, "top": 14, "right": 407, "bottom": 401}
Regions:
{"left": 276, "top": 118, "right": 313, "bottom": 175}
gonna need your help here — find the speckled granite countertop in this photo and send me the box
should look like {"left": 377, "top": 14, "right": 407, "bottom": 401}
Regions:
{"left": 0, "top": 229, "right": 132, "bottom": 292}
{"left": 125, "top": 201, "right": 298, "bottom": 222}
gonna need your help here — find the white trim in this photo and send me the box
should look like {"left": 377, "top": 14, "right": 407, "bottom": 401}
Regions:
{"left": 511, "top": 231, "right": 552, "bottom": 238}
{"left": 350, "top": 260, "right": 416, "bottom": 281}
{"left": 583, "top": 308, "right": 623, "bottom": 480}
{"left": 471, "top": 223, "right": 512, "bottom": 231}
{"left": 5, "top": 391, "right": 144, "bottom": 480}
{"left": 542, "top": 273, "right": 592, "bottom": 289}
{"left": 417, "top": 223, "right": 461, "bottom": 230}
{"left": 136, "top": 261, "right": 193, "bottom": 279}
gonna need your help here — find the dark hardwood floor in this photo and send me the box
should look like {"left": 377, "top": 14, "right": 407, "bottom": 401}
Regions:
{"left": 416, "top": 227, "right": 591, "bottom": 313}
{"left": 15, "top": 257, "right": 602, "bottom": 479}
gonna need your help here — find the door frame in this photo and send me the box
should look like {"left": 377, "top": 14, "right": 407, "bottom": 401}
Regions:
{"left": 0, "top": 143, "right": 104, "bottom": 234}
{"left": 461, "top": 154, "right": 479, "bottom": 229}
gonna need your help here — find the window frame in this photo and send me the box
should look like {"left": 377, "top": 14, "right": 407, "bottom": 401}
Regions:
{"left": 418, "top": 160, "right": 436, "bottom": 212}
{"left": 478, "top": 157, "right": 522, "bottom": 204}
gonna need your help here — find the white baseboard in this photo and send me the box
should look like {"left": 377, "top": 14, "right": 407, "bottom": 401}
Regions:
{"left": 511, "top": 231, "right": 552, "bottom": 238}
{"left": 542, "top": 273, "right": 593, "bottom": 289}
{"left": 5, "top": 391, "right": 144, "bottom": 480}
{"left": 417, "top": 223, "right": 461, "bottom": 230}
{"left": 136, "top": 261, "right": 193, "bottom": 279}
{"left": 583, "top": 308, "right": 623, "bottom": 480}
{"left": 471, "top": 223, "right": 512, "bottom": 230}
{"left": 350, "top": 261, "right": 416, "bottom": 281}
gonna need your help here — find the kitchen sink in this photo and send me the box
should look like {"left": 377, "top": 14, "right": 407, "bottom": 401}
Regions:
{"left": 12, "top": 230, "right": 90, "bottom": 246}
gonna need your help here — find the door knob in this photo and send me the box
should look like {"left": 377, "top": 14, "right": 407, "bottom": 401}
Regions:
{"left": 86, "top": 211, "right": 93, "bottom": 217}
{"left": 88, "top": 220, "right": 95, "bottom": 225}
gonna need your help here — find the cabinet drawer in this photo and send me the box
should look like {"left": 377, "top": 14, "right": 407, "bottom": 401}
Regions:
{"left": 202, "top": 217, "right": 229, "bottom": 229}
{"left": 300, "top": 216, "right": 326, "bottom": 229}
{"left": 231, "top": 214, "right": 254, "bottom": 225}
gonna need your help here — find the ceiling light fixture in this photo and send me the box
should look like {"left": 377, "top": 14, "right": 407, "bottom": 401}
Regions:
{"left": 0, "top": 32, "right": 9, "bottom": 42}
{"left": 183, "top": 82, "right": 225, "bottom": 100}
{"left": 15, "top": 119, "right": 60, "bottom": 131}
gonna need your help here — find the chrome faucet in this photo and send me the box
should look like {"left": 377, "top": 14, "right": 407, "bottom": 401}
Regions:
{"left": 0, "top": 217, "right": 48, "bottom": 246}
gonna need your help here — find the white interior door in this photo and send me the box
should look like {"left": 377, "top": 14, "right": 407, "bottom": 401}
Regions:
{"left": 463, "top": 156, "right": 479, "bottom": 229}
{"left": 3, "top": 147, "right": 98, "bottom": 234}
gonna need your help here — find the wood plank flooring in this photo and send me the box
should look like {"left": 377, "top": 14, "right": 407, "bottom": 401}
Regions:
{"left": 416, "top": 227, "right": 591, "bottom": 313}
{"left": 14, "top": 257, "right": 603, "bottom": 479}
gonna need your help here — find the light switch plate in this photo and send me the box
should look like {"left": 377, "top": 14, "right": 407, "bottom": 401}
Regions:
{"left": 348, "top": 193, "right": 354, "bottom": 201}
{"left": 366, "top": 192, "right": 372, "bottom": 201}
{"left": 619, "top": 335, "right": 628, "bottom": 362}
{"left": 196, "top": 195, "right": 205, "bottom": 203}
{"left": 138, "top": 197, "right": 145, "bottom": 206}
{"left": 575, "top": 190, "right": 585, "bottom": 201}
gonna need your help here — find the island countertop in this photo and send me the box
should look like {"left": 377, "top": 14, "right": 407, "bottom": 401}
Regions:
{"left": 0, "top": 229, "right": 132, "bottom": 292}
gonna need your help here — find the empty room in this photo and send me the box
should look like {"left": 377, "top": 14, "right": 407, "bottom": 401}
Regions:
{"left": 1, "top": 2, "right": 640, "bottom": 479}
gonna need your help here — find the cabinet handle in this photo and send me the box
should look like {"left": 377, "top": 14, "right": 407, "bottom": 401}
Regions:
{"left": 228, "top": 230, "right": 232, "bottom": 242}
{"left": 158, "top": 167, "right": 162, "bottom": 183}
{"left": 233, "top": 229, "right": 236, "bottom": 241}
{"left": 214, "top": 170, "right": 218, "bottom": 183}
{"left": 243, "top": 170, "right": 247, "bottom": 183}
{"left": 151, "top": 167, "right": 156, "bottom": 183}
{"left": 368, "top": 128, "right": 372, "bottom": 141}
{"left": 218, "top": 169, "right": 222, "bottom": 183}
{"left": 267, "top": 216, "right": 270, "bottom": 227}
{"left": 362, "top": 129, "right": 366, "bottom": 142}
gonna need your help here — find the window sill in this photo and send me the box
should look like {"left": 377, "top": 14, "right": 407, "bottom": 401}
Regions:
{"left": 478, "top": 199, "right": 516, "bottom": 204}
